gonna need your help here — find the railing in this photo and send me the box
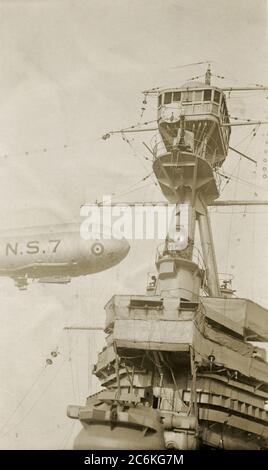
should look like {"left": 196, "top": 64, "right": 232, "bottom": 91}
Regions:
{"left": 152, "top": 136, "right": 216, "bottom": 162}
{"left": 152, "top": 137, "right": 222, "bottom": 194}
{"left": 155, "top": 242, "right": 206, "bottom": 272}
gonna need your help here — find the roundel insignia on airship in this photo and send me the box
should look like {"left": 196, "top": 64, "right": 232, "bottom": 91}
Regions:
{"left": 91, "top": 242, "right": 104, "bottom": 256}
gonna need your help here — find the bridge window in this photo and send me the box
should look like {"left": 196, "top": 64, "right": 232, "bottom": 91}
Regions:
{"left": 173, "top": 91, "right": 181, "bottom": 101}
{"left": 194, "top": 90, "right": 203, "bottom": 101}
{"left": 158, "top": 94, "right": 162, "bottom": 107}
{"left": 164, "top": 92, "right": 172, "bottom": 104}
{"left": 182, "top": 90, "right": 193, "bottom": 102}
{"left": 214, "top": 90, "right": 221, "bottom": 104}
{"left": 204, "top": 89, "right": 212, "bottom": 101}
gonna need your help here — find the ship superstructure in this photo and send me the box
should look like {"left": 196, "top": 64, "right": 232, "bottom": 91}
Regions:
{"left": 67, "top": 67, "right": 268, "bottom": 450}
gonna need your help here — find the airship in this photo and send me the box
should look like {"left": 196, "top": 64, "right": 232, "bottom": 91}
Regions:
{"left": 0, "top": 223, "right": 130, "bottom": 290}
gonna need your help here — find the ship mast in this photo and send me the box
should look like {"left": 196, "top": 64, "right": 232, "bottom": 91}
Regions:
{"left": 68, "top": 66, "right": 268, "bottom": 451}
{"left": 205, "top": 63, "right": 212, "bottom": 85}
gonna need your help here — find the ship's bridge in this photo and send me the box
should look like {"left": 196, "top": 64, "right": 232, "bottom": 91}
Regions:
{"left": 157, "top": 81, "right": 231, "bottom": 166}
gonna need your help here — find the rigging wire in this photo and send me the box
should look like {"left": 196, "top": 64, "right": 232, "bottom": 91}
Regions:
{"left": 88, "top": 332, "right": 96, "bottom": 395}
{"left": 0, "top": 321, "right": 71, "bottom": 438}
{"left": 119, "top": 119, "right": 158, "bottom": 132}
{"left": 232, "top": 126, "right": 258, "bottom": 148}
{"left": 112, "top": 180, "right": 154, "bottom": 200}
{"left": 220, "top": 125, "right": 263, "bottom": 193}
{"left": 249, "top": 145, "right": 259, "bottom": 299}
{"left": 121, "top": 131, "right": 150, "bottom": 171}
{"left": 93, "top": 172, "right": 154, "bottom": 205}
{"left": 0, "top": 353, "right": 70, "bottom": 440}
{"left": 172, "top": 60, "right": 212, "bottom": 69}
{"left": 230, "top": 116, "right": 266, "bottom": 123}
{"left": 58, "top": 420, "right": 77, "bottom": 450}
{"left": 244, "top": 124, "right": 261, "bottom": 151}
{"left": 0, "top": 136, "right": 103, "bottom": 160}
{"left": 67, "top": 331, "right": 78, "bottom": 404}
{"left": 0, "top": 367, "right": 46, "bottom": 437}
{"left": 185, "top": 73, "right": 206, "bottom": 82}
{"left": 75, "top": 342, "right": 81, "bottom": 404}
{"left": 219, "top": 160, "right": 239, "bottom": 194}
{"left": 221, "top": 170, "right": 268, "bottom": 193}
{"left": 0, "top": 119, "right": 158, "bottom": 161}
{"left": 119, "top": 131, "right": 159, "bottom": 188}
{"left": 0, "top": 297, "right": 82, "bottom": 439}
{"left": 224, "top": 156, "right": 242, "bottom": 274}
{"left": 3, "top": 63, "right": 268, "bottom": 438}
{"left": 0, "top": 312, "right": 89, "bottom": 442}
{"left": 211, "top": 208, "right": 268, "bottom": 215}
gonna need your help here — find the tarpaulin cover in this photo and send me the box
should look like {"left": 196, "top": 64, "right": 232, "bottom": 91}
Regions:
{"left": 201, "top": 297, "right": 268, "bottom": 341}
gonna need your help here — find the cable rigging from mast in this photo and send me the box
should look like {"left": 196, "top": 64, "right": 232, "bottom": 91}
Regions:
{"left": 68, "top": 63, "right": 268, "bottom": 451}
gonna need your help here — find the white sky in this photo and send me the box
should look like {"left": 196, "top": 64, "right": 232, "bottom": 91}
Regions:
{"left": 0, "top": 0, "right": 267, "bottom": 449}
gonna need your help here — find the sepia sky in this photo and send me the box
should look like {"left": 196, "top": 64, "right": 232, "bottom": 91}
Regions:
{"left": 0, "top": 0, "right": 267, "bottom": 449}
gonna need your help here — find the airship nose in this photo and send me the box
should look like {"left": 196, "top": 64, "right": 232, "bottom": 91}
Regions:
{"left": 120, "top": 238, "right": 130, "bottom": 259}
{"left": 108, "top": 237, "right": 130, "bottom": 264}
